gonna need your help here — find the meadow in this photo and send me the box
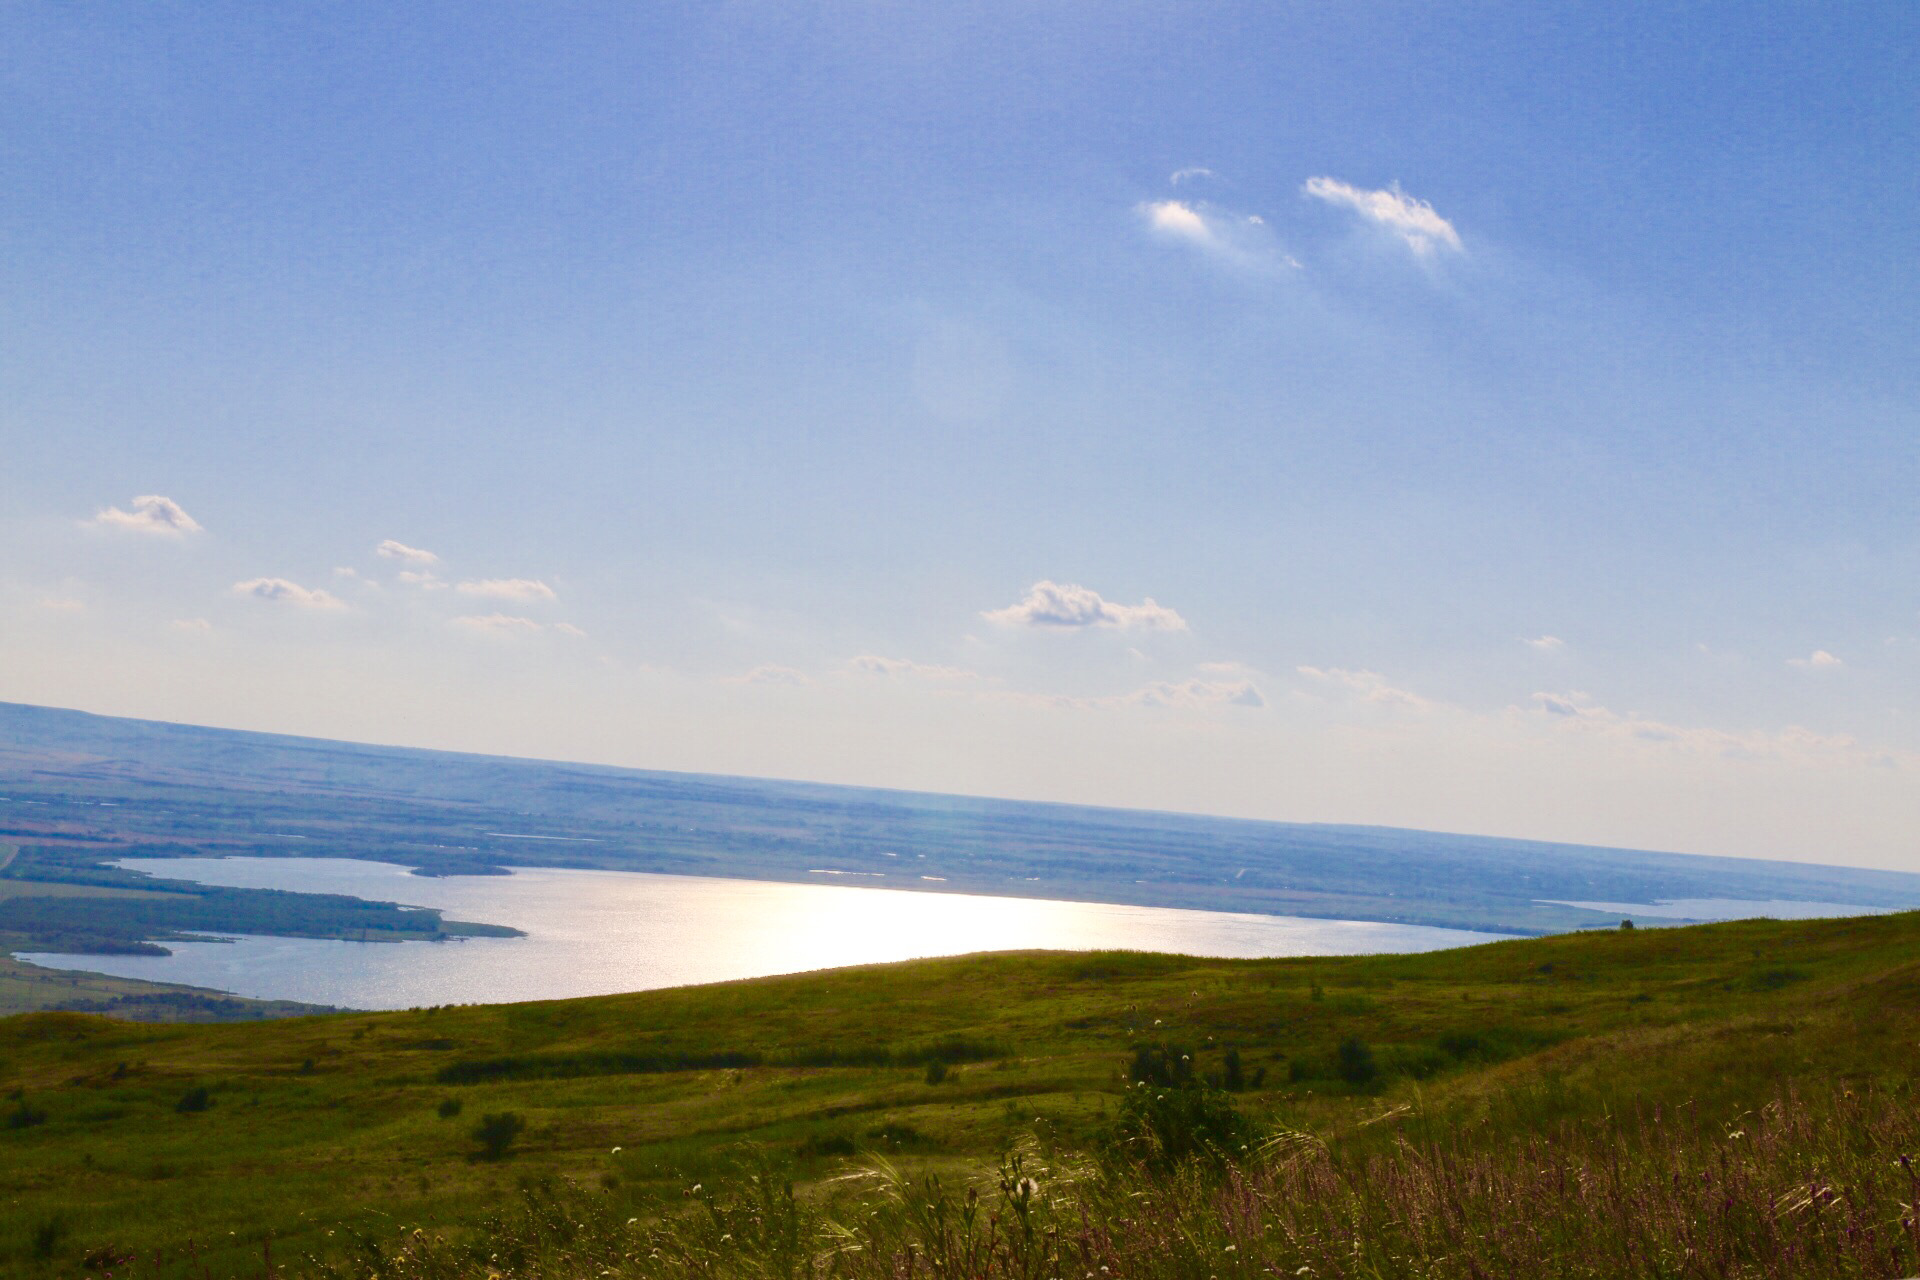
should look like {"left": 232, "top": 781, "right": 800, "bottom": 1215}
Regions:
{"left": 4, "top": 909, "right": 1920, "bottom": 1277}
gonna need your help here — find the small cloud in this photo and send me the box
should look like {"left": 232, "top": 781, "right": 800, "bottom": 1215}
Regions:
{"left": 89, "top": 494, "right": 203, "bottom": 536}
{"left": 1169, "top": 166, "right": 1216, "bottom": 186}
{"left": 457, "top": 578, "right": 556, "bottom": 602}
{"left": 35, "top": 597, "right": 85, "bottom": 613}
{"left": 1297, "top": 665, "right": 1432, "bottom": 710}
{"left": 231, "top": 578, "right": 345, "bottom": 610}
{"left": 398, "top": 570, "right": 445, "bottom": 590}
{"left": 1302, "top": 177, "right": 1462, "bottom": 256}
{"left": 1122, "top": 679, "right": 1264, "bottom": 709}
{"left": 553, "top": 622, "right": 587, "bottom": 639}
{"left": 451, "top": 613, "right": 543, "bottom": 634}
{"left": 984, "top": 581, "right": 1188, "bottom": 632}
{"left": 1524, "top": 635, "right": 1566, "bottom": 652}
{"left": 1136, "top": 200, "right": 1300, "bottom": 273}
{"left": 728, "top": 664, "right": 813, "bottom": 687}
{"left": 171, "top": 617, "right": 213, "bottom": 632}
{"left": 376, "top": 539, "right": 439, "bottom": 566}
{"left": 1531, "top": 690, "right": 1593, "bottom": 719}
{"left": 1788, "top": 650, "right": 1844, "bottom": 669}
{"left": 848, "top": 654, "right": 983, "bottom": 681}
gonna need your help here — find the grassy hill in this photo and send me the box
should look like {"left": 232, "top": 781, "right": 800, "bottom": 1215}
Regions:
{"left": 4, "top": 911, "right": 1920, "bottom": 1277}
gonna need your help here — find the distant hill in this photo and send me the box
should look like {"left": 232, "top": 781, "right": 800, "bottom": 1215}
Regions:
{"left": 4, "top": 699, "right": 1919, "bottom": 937}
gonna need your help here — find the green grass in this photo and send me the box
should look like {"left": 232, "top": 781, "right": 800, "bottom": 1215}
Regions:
{"left": 3, "top": 911, "right": 1919, "bottom": 1277}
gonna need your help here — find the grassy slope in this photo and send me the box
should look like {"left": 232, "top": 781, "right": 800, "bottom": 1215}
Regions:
{"left": 2, "top": 912, "right": 1918, "bottom": 1276}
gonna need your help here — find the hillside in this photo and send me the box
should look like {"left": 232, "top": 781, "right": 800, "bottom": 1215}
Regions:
{"left": 4, "top": 910, "right": 1920, "bottom": 1277}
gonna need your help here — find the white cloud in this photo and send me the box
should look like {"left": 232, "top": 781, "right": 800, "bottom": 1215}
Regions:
{"left": 457, "top": 578, "right": 556, "bottom": 602}
{"left": 171, "top": 617, "right": 213, "bottom": 632}
{"left": 1788, "top": 650, "right": 1844, "bottom": 669}
{"left": 376, "top": 539, "right": 439, "bottom": 566}
{"left": 1136, "top": 200, "right": 1300, "bottom": 273}
{"left": 1297, "top": 665, "right": 1433, "bottom": 711}
{"left": 1524, "top": 635, "right": 1566, "bottom": 652}
{"left": 398, "top": 570, "right": 445, "bottom": 590}
{"left": 231, "top": 578, "right": 345, "bottom": 610}
{"left": 90, "top": 495, "right": 203, "bottom": 536}
{"left": 451, "top": 613, "right": 543, "bottom": 634}
{"left": 728, "top": 664, "right": 813, "bottom": 687}
{"left": 1169, "top": 167, "right": 1216, "bottom": 186}
{"left": 983, "top": 581, "right": 1189, "bottom": 632}
{"left": 553, "top": 622, "right": 587, "bottom": 639}
{"left": 1302, "top": 177, "right": 1462, "bottom": 256}
{"left": 848, "top": 654, "right": 983, "bottom": 682}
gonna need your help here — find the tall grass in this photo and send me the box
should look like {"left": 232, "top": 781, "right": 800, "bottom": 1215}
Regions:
{"left": 278, "top": 1080, "right": 1920, "bottom": 1280}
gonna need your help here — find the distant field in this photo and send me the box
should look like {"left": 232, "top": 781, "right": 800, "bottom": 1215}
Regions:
{"left": 3, "top": 910, "right": 1919, "bottom": 1277}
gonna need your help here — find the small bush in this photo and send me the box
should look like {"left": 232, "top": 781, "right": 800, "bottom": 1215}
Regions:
{"left": 1336, "top": 1037, "right": 1377, "bottom": 1086}
{"left": 6, "top": 1100, "right": 48, "bottom": 1129}
{"left": 1111, "top": 1084, "right": 1254, "bottom": 1170}
{"left": 923, "top": 1059, "right": 948, "bottom": 1085}
{"left": 471, "top": 1111, "right": 525, "bottom": 1161}
{"left": 437, "top": 1097, "right": 464, "bottom": 1118}
{"left": 175, "top": 1087, "right": 212, "bottom": 1114}
{"left": 29, "top": 1215, "right": 67, "bottom": 1260}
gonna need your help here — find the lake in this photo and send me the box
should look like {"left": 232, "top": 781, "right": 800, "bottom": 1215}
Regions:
{"left": 19, "top": 857, "right": 1511, "bottom": 1009}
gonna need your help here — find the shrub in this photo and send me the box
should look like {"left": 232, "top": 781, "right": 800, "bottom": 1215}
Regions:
{"left": 1112, "top": 1084, "right": 1252, "bottom": 1169}
{"left": 28, "top": 1215, "right": 67, "bottom": 1260}
{"left": 1336, "top": 1037, "right": 1377, "bottom": 1086}
{"left": 6, "top": 1100, "right": 47, "bottom": 1129}
{"left": 175, "top": 1087, "right": 212, "bottom": 1114}
{"left": 471, "top": 1111, "right": 525, "bottom": 1161}
{"left": 923, "top": 1059, "right": 948, "bottom": 1085}
{"left": 437, "top": 1097, "right": 464, "bottom": 1118}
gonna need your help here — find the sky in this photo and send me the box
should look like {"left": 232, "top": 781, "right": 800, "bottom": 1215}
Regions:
{"left": 3, "top": 2, "right": 1918, "bottom": 869}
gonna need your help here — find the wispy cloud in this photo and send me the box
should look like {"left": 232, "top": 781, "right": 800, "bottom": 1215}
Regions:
{"left": 452, "top": 613, "right": 543, "bottom": 634}
{"left": 450, "top": 613, "right": 584, "bottom": 637}
{"left": 231, "top": 578, "right": 345, "bottom": 610}
{"left": 1121, "top": 678, "right": 1264, "bottom": 709}
{"left": 376, "top": 539, "right": 439, "bottom": 566}
{"left": 1525, "top": 689, "right": 1895, "bottom": 766}
{"left": 1297, "top": 665, "right": 1433, "bottom": 711}
{"left": 727, "top": 664, "right": 813, "bottom": 687}
{"left": 1136, "top": 199, "right": 1298, "bottom": 273}
{"left": 848, "top": 654, "right": 984, "bottom": 681}
{"left": 1169, "top": 166, "right": 1216, "bottom": 186}
{"left": 35, "top": 597, "right": 85, "bottom": 613}
{"left": 984, "top": 581, "right": 1189, "bottom": 632}
{"left": 1303, "top": 177, "right": 1462, "bottom": 256}
{"left": 171, "top": 617, "right": 212, "bottom": 632}
{"left": 398, "top": 570, "right": 445, "bottom": 590}
{"left": 457, "top": 578, "right": 556, "bottom": 602}
{"left": 1788, "top": 650, "right": 1844, "bottom": 669}
{"left": 90, "top": 495, "right": 203, "bottom": 536}
{"left": 1524, "top": 635, "right": 1566, "bottom": 652}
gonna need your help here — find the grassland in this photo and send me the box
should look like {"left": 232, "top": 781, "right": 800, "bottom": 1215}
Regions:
{"left": 4, "top": 910, "right": 1919, "bottom": 1277}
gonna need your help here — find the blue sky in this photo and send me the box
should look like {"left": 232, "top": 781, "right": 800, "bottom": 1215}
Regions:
{"left": 4, "top": 2, "right": 1917, "bottom": 867}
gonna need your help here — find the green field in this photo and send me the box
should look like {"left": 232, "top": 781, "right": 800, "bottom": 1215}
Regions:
{"left": 4, "top": 909, "right": 1919, "bottom": 1277}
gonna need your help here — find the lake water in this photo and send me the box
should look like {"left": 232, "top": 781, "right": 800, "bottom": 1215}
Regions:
{"left": 1537, "top": 897, "right": 1896, "bottom": 922}
{"left": 18, "top": 857, "right": 1511, "bottom": 1009}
